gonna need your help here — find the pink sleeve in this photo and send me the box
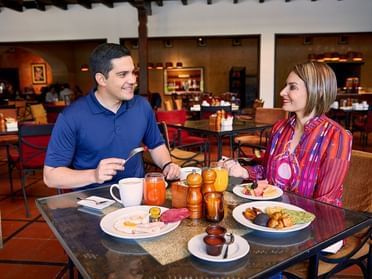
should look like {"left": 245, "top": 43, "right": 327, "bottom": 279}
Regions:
{"left": 315, "top": 130, "right": 352, "bottom": 206}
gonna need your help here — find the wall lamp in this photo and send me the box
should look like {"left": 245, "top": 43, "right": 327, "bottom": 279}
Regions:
{"left": 80, "top": 64, "right": 89, "bottom": 72}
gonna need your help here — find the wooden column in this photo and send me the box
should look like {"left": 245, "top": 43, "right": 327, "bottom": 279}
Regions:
{"left": 137, "top": 7, "right": 149, "bottom": 98}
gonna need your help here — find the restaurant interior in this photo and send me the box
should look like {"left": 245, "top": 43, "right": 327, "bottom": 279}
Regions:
{"left": 0, "top": 0, "right": 371, "bottom": 278}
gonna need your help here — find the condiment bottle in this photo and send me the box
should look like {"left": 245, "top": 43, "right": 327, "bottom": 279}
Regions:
{"left": 0, "top": 113, "right": 5, "bottom": 131}
{"left": 202, "top": 168, "right": 216, "bottom": 195}
{"left": 186, "top": 172, "right": 203, "bottom": 219}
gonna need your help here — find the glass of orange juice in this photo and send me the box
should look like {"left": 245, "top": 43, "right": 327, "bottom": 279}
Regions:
{"left": 144, "top": 172, "right": 166, "bottom": 206}
{"left": 210, "top": 162, "right": 229, "bottom": 192}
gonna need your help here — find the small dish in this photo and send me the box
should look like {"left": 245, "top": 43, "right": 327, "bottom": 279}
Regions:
{"left": 188, "top": 233, "right": 249, "bottom": 262}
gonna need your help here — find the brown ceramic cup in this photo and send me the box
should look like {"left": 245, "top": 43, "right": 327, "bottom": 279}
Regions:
{"left": 205, "top": 224, "right": 227, "bottom": 237}
{"left": 203, "top": 235, "right": 226, "bottom": 256}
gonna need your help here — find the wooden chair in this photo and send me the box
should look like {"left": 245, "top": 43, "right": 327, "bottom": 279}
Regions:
{"left": 30, "top": 104, "right": 48, "bottom": 124}
{"left": 8, "top": 100, "right": 26, "bottom": 120}
{"left": 164, "top": 100, "right": 174, "bottom": 111}
{"left": 143, "top": 121, "right": 208, "bottom": 171}
{"left": 284, "top": 150, "right": 372, "bottom": 279}
{"left": 351, "top": 110, "right": 372, "bottom": 149}
{"left": 7, "top": 123, "right": 54, "bottom": 217}
{"left": 234, "top": 107, "right": 288, "bottom": 157}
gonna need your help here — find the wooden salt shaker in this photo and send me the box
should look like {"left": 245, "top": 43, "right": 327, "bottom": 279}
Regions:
{"left": 186, "top": 172, "right": 203, "bottom": 219}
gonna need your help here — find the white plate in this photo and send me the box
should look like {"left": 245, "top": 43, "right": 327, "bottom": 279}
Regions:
{"left": 232, "top": 201, "right": 313, "bottom": 233}
{"left": 100, "top": 206, "right": 180, "bottom": 239}
{"left": 232, "top": 184, "right": 283, "bottom": 200}
{"left": 188, "top": 233, "right": 249, "bottom": 263}
{"left": 77, "top": 195, "right": 115, "bottom": 210}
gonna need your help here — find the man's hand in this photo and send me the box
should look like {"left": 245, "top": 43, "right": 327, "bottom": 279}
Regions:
{"left": 95, "top": 158, "right": 125, "bottom": 184}
{"left": 162, "top": 162, "right": 180, "bottom": 180}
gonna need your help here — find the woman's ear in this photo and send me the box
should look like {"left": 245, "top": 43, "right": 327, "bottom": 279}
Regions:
{"left": 95, "top": 73, "right": 107, "bottom": 86}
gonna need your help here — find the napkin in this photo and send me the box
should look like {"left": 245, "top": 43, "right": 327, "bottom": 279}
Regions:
{"left": 321, "top": 240, "right": 343, "bottom": 254}
{"left": 77, "top": 195, "right": 115, "bottom": 211}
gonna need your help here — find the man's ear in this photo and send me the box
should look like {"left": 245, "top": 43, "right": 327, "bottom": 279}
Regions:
{"left": 95, "top": 73, "right": 107, "bottom": 86}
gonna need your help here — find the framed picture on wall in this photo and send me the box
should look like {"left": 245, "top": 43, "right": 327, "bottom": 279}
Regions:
{"left": 31, "top": 63, "right": 47, "bottom": 84}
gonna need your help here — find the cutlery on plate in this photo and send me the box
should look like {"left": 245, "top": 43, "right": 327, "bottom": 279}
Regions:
{"left": 77, "top": 197, "right": 107, "bottom": 205}
{"left": 223, "top": 233, "right": 235, "bottom": 259}
{"left": 125, "top": 147, "right": 145, "bottom": 163}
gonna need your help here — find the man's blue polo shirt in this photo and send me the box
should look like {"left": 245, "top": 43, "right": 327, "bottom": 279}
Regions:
{"left": 45, "top": 90, "right": 164, "bottom": 189}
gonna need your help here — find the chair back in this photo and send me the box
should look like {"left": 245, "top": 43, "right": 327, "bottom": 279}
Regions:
{"left": 150, "top": 93, "right": 162, "bottom": 111}
{"left": 174, "top": 99, "right": 183, "bottom": 110}
{"left": 156, "top": 110, "right": 187, "bottom": 145}
{"left": 343, "top": 150, "right": 372, "bottom": 213}
{"left": 18, "top": 123, "right": 54, "bottom": 169}
{"left": 30, "top": 104, "right": 48, "bottom": 124}
{"left": 164, "top": 100, "right": 174, "bottom": 111}
{"left": 255, "top": 107, "right": 288, "bottom": 124}
{"left": 157, "top": 121, "right": 171, "bottom": 150}
{"left": 45, "top": 105, "right": 66, "bottom": 123}
{"left": 8, "top": 100, "right": 26, "bottom": 120}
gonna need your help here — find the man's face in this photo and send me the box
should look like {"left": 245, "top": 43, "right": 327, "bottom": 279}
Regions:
{"left": 103, "top": 56, "right": 137, "bottom": 101}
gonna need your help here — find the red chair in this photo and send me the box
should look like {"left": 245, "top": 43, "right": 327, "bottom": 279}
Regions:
{"left": 155, "top": 109, "right": 208, "bottom": 147}
{"left": 7, "top": 123, "right": 54, "bottom": 217}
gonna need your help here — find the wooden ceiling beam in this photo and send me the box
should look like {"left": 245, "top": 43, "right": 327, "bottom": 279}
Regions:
{"left": 130, "top": 0, "right": 151, "bottom": 16}
{"left": 1, "top": 0, "right": 23, "bottom": 12}
{"left": 77, "top": 0, "right": 92, "bottom": 9}
{"left": 50, "top": 0, "right": 68, "bottom": 10}
{"left": 101, "top": 0, "right": 114, "bottom": 8}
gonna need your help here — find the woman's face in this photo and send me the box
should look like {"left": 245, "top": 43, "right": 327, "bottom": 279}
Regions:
{"left": 280, "top": 71, "right": 308, "bottom": 114}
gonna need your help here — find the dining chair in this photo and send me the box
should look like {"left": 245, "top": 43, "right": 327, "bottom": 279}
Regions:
{"left": 164, "top": 100, "right": 174, "bottom": 111}
{"left": 8, "top": 100, "right": 27, "bottom": 121}
{"left": 30, "top": 104, "right": 48, "bottom": 124}
{"left": 155, "top": 109, "right": 209, "bottom": 148}
{"left": 284, "top": 149, "right": 372, "bottom": 279}
{"left": 7, "top": 123, "right": 54, "bottom": 217}
{"left": 45, "top": 104, "right": 66, "bottom": 123}
{"left": 143, "top": 121, "right": 208, "bottom": 171}
{"left": 234, "top": 107, "right": 288, "bottom": 157}
{"left": 351, "top": 110, "right": 372, "bottom": 149}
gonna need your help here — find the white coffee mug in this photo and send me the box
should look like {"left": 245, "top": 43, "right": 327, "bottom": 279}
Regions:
{"left": 180, "top": 167, "right": 202, "bottom": 181}
{"left": 110, "top": 177, "right": 144, "bottom": 207}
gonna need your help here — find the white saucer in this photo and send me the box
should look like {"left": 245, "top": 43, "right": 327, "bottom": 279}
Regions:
{"left": 188, "top": 233, "right": 249, "bottom": 263}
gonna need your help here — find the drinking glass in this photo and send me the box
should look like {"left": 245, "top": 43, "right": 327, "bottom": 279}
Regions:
{"left": 143, "top": 172, "right": 166, "bottom": 206}
{"left": 210, "top": 162, "right": 229, "bottom": 192}
{"left": 204, "top": 192, "right": 224, "bottom": 222}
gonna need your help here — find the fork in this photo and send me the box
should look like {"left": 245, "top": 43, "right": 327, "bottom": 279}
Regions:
{"left": 125, "top": 147, "right": 145, "bottom": 163}
{"left": 77, "top": 197, "right": 107, "bottom": 205}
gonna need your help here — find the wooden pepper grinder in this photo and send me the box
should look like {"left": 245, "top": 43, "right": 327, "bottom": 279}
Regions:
{"left": 186, "top": 172, "right": 203, "bottom": 219}
{"left": 202, "top": 168, "right": 216, "bottom": 195}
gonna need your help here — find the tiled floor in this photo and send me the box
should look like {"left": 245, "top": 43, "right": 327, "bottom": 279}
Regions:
{"left": 0, "top": 132, "right": 370, "bottom": 278}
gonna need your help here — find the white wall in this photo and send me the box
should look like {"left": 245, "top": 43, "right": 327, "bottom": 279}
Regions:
{"left": 1, "top": 0, "right": 371, "bottom": 107}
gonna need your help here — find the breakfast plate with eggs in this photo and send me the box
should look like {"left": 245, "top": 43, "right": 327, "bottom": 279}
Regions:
{"left": 232, "top": 181, "right": 283, "bottom": 200}
{"left": 100, "top": 206, "right": 181, "bottom": 239}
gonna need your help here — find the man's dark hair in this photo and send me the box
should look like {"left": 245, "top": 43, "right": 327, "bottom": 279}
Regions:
{"left": 89, "top": 43, "right": 131, "bottom": 85}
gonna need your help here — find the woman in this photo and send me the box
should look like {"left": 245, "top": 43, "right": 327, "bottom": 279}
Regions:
{"left": 224, "top": 62, "right": 352, "bottom": 206}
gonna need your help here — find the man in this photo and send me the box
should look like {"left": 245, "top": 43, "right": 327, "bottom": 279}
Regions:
{"left": 44, "top": 43, "right": 180, "bottom": 189}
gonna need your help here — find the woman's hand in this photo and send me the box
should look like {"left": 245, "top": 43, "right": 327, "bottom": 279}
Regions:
{"left": 220, "top": 158, "right": 249, "bottom": 179}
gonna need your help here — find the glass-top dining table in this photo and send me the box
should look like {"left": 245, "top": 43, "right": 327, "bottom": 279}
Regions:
{"left": 167, "top": 119, "right": 272, "bottom": 160}
{"left": 36, "top": 177, "right": 371, "bottom": 279}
